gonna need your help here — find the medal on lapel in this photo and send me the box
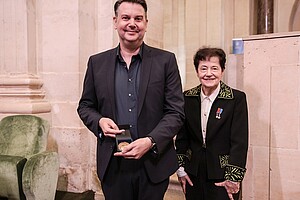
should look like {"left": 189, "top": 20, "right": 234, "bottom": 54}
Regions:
{"left": 216, "top": 108, "right": 223, "bottom": 119}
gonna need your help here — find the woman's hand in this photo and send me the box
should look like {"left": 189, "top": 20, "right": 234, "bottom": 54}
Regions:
{"left": 178, "top": 174, "right": 193, "bottom": 194}
{"left": 215, "top": 180, "right": 240, "bottom": 200}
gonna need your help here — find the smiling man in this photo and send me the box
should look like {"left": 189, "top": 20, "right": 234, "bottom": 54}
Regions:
{"left": 77, "top": 0, "right": 185, "bottom": 200}
{"left": 175, "top": 47, "right": 249, "bottom": 200}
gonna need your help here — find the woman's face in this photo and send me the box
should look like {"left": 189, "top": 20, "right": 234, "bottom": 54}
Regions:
{"left": 197, "top": 56, "right": 224, "bottom": 95}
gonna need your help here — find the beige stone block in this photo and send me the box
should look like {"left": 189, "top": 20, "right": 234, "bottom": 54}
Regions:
{"left": 253, "top": 147, "right": 270, "bottom": 199}
{"left": 0, "top": 0, "right": 33, "bottom": 74}
{"left": 57, "top": 164, "right": 90, "bottom": 192}
{"left": 52, "top": 127, "right": 95, "bottom": 165}
{"left": 245, "top": 88, "right": 270, "bottom": 147}
{"left": 225, "top": 54, "right": 244, "bottom": 90}
{"left": 206, "top": 0, "right": 223, "bottom": 47}
{"left": 54, "top": 128, "right": 97, "bottom": 193}
{"left": 55, "top": 127, "right": 100, "bottom": 193}
{"left": 275, "top": 0, "right": 296, "bottom": 32}
{"left": 234, "top": 0, "right": 251, "bottom": 37}
{"left": 90, "top": 166, "right": 102, "bottom": 194}
{"left": 270, "top": 149, "right": 300, "bottom": 200}
{"left": 42, "top": 73, "right": 80, "bottom": 101}
{"left": 166, "top": 173, "right": 184, "bottom": 200}
{"left": 243, "top": 145, "right": 254, "bottom": 199}
{"left": 270, "top": 64, "right": 299, "bottom": 149}
{"left": 222, "top": 1, "right": 234, "bottom": 53}
{"left": 244, "top": 36, "right": 300, "bottom": 67}
{"left": 243, "top": 32, "right": 300, "bottom": 200}
{"left": 269, "top": 37, "right": 300, "bottom": 65}
{"left": 185, "top": 0, "right": 203, "bottom": 47}
{"left": 145, "top": 1, "right": 163, "bottom": 48}
{"left": 37, "top": 0, "right": 80, "bottom": 73}
{"left": 51, "top": 102, "right": 82, "bottom": 127}
{"left": 164, "top": 188, "right": 184, "bottom": 200}
{"left": 184, "top": 71, "right": 198, "bottom": 90}
{"left": 96, "top": 0, "right": 115, "bottom": 52}
{"left": 94, "top": 193, "right": 105, "bottom": 200}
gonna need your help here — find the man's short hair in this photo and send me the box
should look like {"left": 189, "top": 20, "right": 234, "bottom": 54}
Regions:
{"left": 114, "top": 0, "right": 148, "bottom": 17}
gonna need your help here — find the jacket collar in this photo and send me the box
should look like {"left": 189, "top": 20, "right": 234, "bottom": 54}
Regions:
{"left": 185, "top": 81, "right": 234, "bottom": 99}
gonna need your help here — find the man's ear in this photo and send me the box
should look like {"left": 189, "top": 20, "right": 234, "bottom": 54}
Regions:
{"left": 113, "top": 16, "right": 117, "bottom": 29}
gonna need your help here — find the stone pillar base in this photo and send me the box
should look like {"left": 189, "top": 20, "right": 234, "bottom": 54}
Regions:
{"left": 0, "top": 75, "right": 51, "bottom": 114}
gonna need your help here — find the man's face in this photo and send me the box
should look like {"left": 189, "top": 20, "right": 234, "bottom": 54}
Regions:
{"left": 113, "top": 2, "right": 148, "bottom": 47}
{"left": 197, "top": 56, "right": 224, "bottom": 95}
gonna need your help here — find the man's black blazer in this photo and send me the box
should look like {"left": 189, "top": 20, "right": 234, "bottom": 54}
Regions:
{"left": 78, "top": 43, "right": 185, "bottom": 183}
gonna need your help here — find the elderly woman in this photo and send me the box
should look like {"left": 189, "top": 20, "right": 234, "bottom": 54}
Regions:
{"left": 175, "top": 47, "right": 249, "bottom": 200}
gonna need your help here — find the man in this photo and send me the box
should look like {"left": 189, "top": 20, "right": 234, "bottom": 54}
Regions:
{"left": 77, "top": 0, "right": 185, "bottom": 199}
{"left": 175, "top": 47, "right": 248, "bottom": 200}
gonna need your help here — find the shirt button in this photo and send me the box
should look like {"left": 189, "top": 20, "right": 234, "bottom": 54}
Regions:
{"left": 129, "top": 109, "right": 132, "bottom": 112}
{"left": 129, "top": 93, "right": 132, "bottom": 97}
{"left": 128, "top": 78, "right": 132, "bottom": 82}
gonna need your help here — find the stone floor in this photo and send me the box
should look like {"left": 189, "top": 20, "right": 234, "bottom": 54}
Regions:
{"left": 55, "top": 190, "right": 95, "bottom": 200}
{"left": 164, "top": 187, "right": 185, "bottom": 200}
{"left": 0, "top": 189, "right": 184, "bottom": 200}
{"left": 92, "top": 173, "right": 185, "bottom": 200}
{"left": 93, "top": 187, "right": 185, "bottom": 200}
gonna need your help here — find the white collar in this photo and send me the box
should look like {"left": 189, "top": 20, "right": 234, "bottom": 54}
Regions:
{"left": 200, "top": 83, "right": 220, "bottom": 103}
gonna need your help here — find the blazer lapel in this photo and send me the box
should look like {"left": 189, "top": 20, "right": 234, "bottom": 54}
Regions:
{"left": 185, "top": 86, "right": 203, "bottom": 143}
{"left": 193, "top": 97, "right": 203, "bottom": 143}
{"left": 137, "top": 44, "right": 152, "bottom": 117}
{"left": 206, "top": 82, "right": 234, "bottom": 140}
{"left": 106, "top": 48, "right": 117, "bottom": 119}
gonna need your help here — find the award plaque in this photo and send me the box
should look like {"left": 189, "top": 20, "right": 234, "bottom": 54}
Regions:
{"left": 116, "top": 124, "right": 132, "bottom": 152}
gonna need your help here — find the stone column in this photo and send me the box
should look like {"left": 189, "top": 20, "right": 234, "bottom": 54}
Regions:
{"left": 163, "top": 0, "right": 186, "bottom": 89}
{"left": 0, "top": 0, "right": 51, "bottom": 115}
{"left": 290, "top": 0, "right": 300, "bottom": 31}
{"left": 257, "top": 0, "right": 274, "bottom": 34}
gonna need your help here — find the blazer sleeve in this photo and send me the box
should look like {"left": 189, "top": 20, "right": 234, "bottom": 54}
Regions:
{"left": 225, "top": 91, "right": 249, "bottom": 182}
{"left": 146, "top": 52, "right": 185, "bottom": 154}
{"left": 175, "top": 124, "right": 191, "bottom": 168}
{"left": 77, "top": 56, "right": 102, "bottom": 137}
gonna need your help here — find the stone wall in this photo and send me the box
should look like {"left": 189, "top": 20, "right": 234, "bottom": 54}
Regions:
{"left": 242, "top": 31, "right": 300, "bottom": 199}
{"left": 1, "top": 0, "right": 299, "bottom": 199}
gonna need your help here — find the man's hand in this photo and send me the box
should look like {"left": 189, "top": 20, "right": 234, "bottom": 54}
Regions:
{"left": 215, "top": 180, "right": 240, "bottom": 200}
{"left": 114, "top": 137, "right": 152, "bottom": 159}
{"left": 99, "top": 118, "right": 123, "bottom": 138}
{"left": 178, "top": 175, "right": 193, "bottom": 194}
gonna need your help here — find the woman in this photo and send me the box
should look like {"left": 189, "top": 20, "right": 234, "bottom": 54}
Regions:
{"left": 175, "top": 47, "right": 249, "bottom": 200}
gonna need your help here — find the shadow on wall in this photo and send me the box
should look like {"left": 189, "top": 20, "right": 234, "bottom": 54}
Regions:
{"left": 289, "top": 0, "right": 300, "bottom": 31}
{"left": 243, "top": 85, "right": 271, "bottom": 199}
